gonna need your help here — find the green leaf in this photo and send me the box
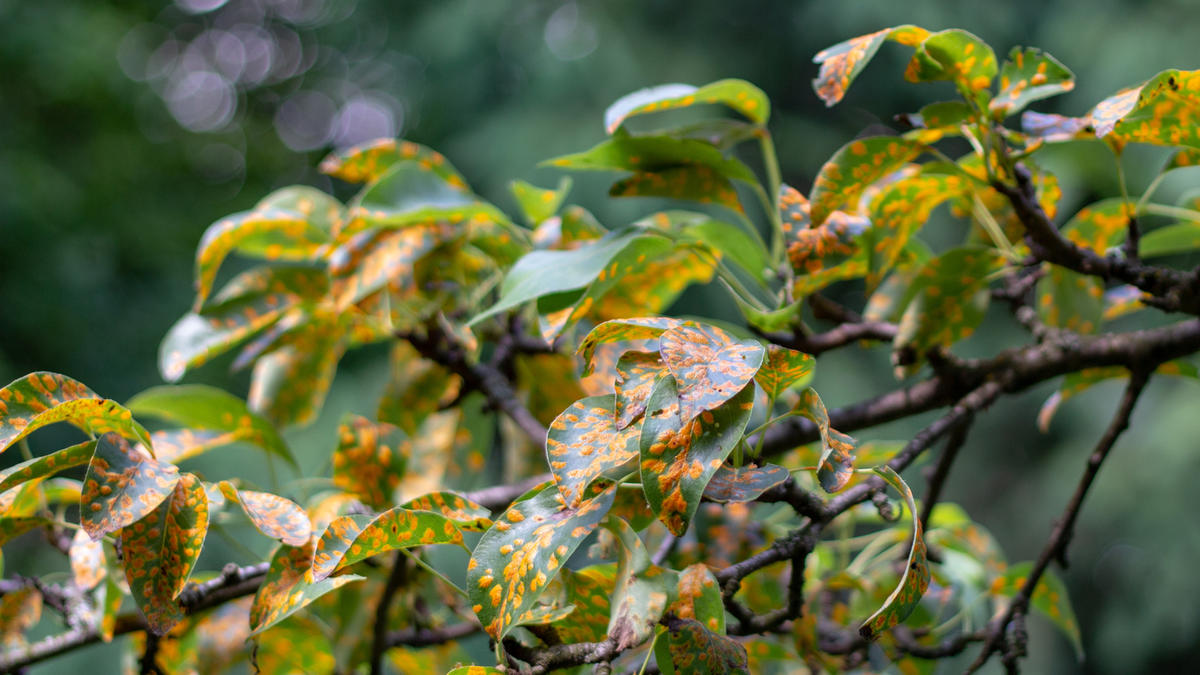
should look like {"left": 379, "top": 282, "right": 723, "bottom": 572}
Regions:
{"left": 809, "top": 136, "right": 923, "bottom": 227}
{"left": 639, "top": 375, "right": 754, "bottom": 535}
{"left": 1107, "top": 70, "right": 1200, "bottom": 148}
{"left": 1139, "top": 222, "right": 1200, "bottom": 257}
{"left": 128, "top": 385, "right": 295, "bottom": 467}
{"left": 990, "top": 47, "right": 1075, "bottom": 117}
{"left": 0, "top": 586, "right": 41, "bottom": 647}
{"left": 894, "top": 248, "right": 1006, "bottom": 374}
{"left": 794, "top": 388, "right": 857, "bottom": 493}
{"left": 904, "top": 29, "right": 998, "bottom": 98}
{"left": 467, "top": 482, "right": 616, "bottom": 639}
{"left": 754, "top": 346, "right": 815, "bottom": 399}
{"left": 330, "top": 414, "right": 410, "bottom": 511}
{"left": 81, "top": 434, "right": 181, "bottom": 540}
{"left": 218, "top": 482, "right": 311, "bottom": 547}
{"left": 69, "top": 528, "right": 106, "bottom": 591}
{"left": 578, "top": 317, "right": 685, "bottom": 377}
{"left": 703, "top": 463, "right": 791, "bottom": 503}
{"left": 249, "top": 539, "right": 363, "bottom": 635}
{"left": 1036, "top": 267, "right": 1103, "bottom": 333}
{"left": 444, "top": 667, "right": 505, "bottom": 675}
{"left": 192, "top": 207, "right": 329, "bottom": 309}
{"left": 400, "top": 491, "right": 493, "bottom": 530}
{"left": 615, "top": 352, "right": 668, "bottom": 430}
{"left": 678, "top": 217, "right": 770, "bottom": 284}
{"left": 547, "top": 396, "right": 644, "bottom": 507}
{"left": 990, "top": 562, "right": 1083, "bottom": 660}
{"left": 659, "top": 323, "right": 764, "bottom": 424}
{"left": 603, "top": 515, "right": 678, "bottom": 650}
{"left": 247, "top": 319, "right": 348, "bottom": 427}
{"left": 553, "top": 565, "right": 617, "bottom": 643}
{"left": 665, "top": 617, "right": 749, "bottom": 674}
{"left": 343, "top": 164, "right": 503, "bottom": 238}
{"left": 0, "top": 440, "right": 94, "bottom": 494}
{"left": 859, "top": 466, "right": 930, "bottom": 639}
{"left": 510, "top": 177, "right": 571, "bottom": 225}
{"left": 605, "top": 79, "right": 769, "bottom": 133}
{"left": 121, "top": 473, "right": 209, "bottom": 635}
{"left": 471, "top": 231, "right": 671, "bottom": 328}
{"left": 671, "top": 563, "right": 725, "bottom": 634}
{"left": 0, "top": 517, "right": 49, "bottom": 546}
{"left": 865, "top": 170, "right": 969, "bottom": 286}
{"left": 320, "top": 137, "right": 468, "bottom": 188}
{"left": 1060, "top": 198, "right": 1133, "bottom": 253}
{"left": 813, "top": 25, "right": 931, "bottom": 106}
{"left": 610, "top": 166, "right": 745, "bottom": 213}
{"left": 547, "top": 133, "right": 757, "bottom": 184}
{"left": 310, "top": 507, "right": 470, "bottom": 581}
{"left": 0, "top": 372, "right": 151, "bottom": 455}
{"left": 159, "top": 266, "right": 328, "bottom": 382}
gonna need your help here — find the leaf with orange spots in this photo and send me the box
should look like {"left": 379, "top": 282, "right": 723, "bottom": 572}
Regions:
{"left": 547, "top": 396, "right": 643, "bottom": 507}
{"left": 120, "top": 473, "right": 209, "bottom": 635}
{"left": 605, "top": 79, "right": 770, "bottom": 134}
{"left": 609, "top": 165, "right": 746, "bottom": 214}
{"left": 81, "top": 434, "right": 181, "bottom": 541}
{"left": 670, "top": 563, "right": 725, "bottom": 634}
{"left": 1036, "top": 267, "right": 1103, "bottom": 334}
{"left": 471, "top": 230, "right": 672, "bottom": 334}
{"left": 660, "top": 323, "right": 763, "bottom": 424}
{"left": 1102, "top": 284, "right": 1147, "bottom": 321}
{"left": 754, "top": 346, "right": 815, "bottom": 399}
{"left": 0, "top": 517, "right": 48, "bottom": 546}
{"left": 532, "top": 204, "right": 608, "bottom": 250}
{"left": 249, "top": 540, "right": 364, "bottom": 635}
{"left": 1058, "top": 198, "right": 1133, "bottom": 254}
{"left": 192, "top": 206, "right": 330, "bottom": 310}
{"left": 639, "top": 375, "right": 755, "bottom": 535}
{"left": 444, "top": 667, "right": 505, "bottom": 675}
{"left": 0, "top": 586, "right": 41, "bottom": 648}
{"left": 467, "top": 482, "right": 617, "bottom": 640}
{"left": 703, "top": 463, "right": 791, "bottom": 503}
{"left": 893, "top": 248, "right": 1006, "bottom": 375}
{"left": 329, "top": 220, "right": 461, "bottom": 309}
{"left": 813, "top": 25, "right": 931, "bottom": 107}
{"left": 545, "top": 133, "right": 758, "bottom": 186}
{"left": 990, "top": 47, "right": 1075, "bottom": 118}
{"left": 809, "top": 136, "right": 924, "bottom": 227}
{"left": 0, "top": 372, "right": 151, "bottom": 456}
{"left": 159, "top": 266, "right": 328, "bottom": 382}
{"left": 783, "top": 186, "right": 871, "bottom": 279}
{"left": 858, "top": 466, "right": 930, "bottom": 640}
{"left": 593, "top": 247, "right": 718, "bottom": 322}
{"left": 603, "top": 515, "right": 678, "bottom": 650}
{"left": 330, "top": 414, "right": 409, "bottom": 510}
{"left": 510, "top": 177, "right": 572, "bottom": 226}
{"left": 320, "top": 137, "right": 467, "bottom": 192}
{"left": 578, "top": 317, "right": 684, "bottom": 376}
{"left": 904, "top": 29, "right": 998, "bottom": 103}
{"left": 1037, "top": 361, "right": 1196, "bottom": 432}
{"left": 247, "top": 318, "right": 348, "bottom": 427}
{"left": 665, "top": 616, "right": 748, "bottom": 674}
{"left": 401, "top": 490, "right": 493, "bottom": 531}
{"left": 864, "top": 169, "right": 968, "bottom": 286}
{"left": 218, "top": 482, "right": 311, "bottom": 547}
{"left": 309, "top": 507, "right": 471, "bottom": 581}
{"left": 1106, "top": 69, "right": 1200, "bottom": 149}
{"left": 794, "top": 388, "right": 857, "bottom": 493}
{"left": 69, "top": 528, "right": 106, "bottom": 591}
{"left": 254, "top": 616, "right": 334, "bottom": 674}
{"left": 0, "top": 440, "right": 94, "bottom": 495}
{"left": 128, "top": 385, "right": 295, "bottom": 467}
{"left": 990, "top": 562, "right": 1083, "bottom": 659}
{"left": 614, "top": 352, "right": 668, "bottom": 429}
{"left": 542, "top": 565, "right": 616, "bottom": 644}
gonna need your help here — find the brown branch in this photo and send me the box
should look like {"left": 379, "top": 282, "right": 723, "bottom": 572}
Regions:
{"left": 505, "top": 637, "right": 619, "bottom": 674}
{"left": 966, "top": 370, "right": 1151, "bottom": 673}
{"left": 760, "top": 320, "right": 898, "bottom": 355}
{"left": 918, "top": 418, "right": 974, "bottom": 533}
{"left": 385, "top": 621, "right": 479, "bottom": 648}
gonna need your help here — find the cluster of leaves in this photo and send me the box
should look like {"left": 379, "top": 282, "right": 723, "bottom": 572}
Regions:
{"left": 2, "top": 23, "right": 1200, "bottom": 675}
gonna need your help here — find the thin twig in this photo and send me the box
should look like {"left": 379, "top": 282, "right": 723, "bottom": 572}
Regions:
{"left": 918, "top": 418, "right": 974, "bottom": 533}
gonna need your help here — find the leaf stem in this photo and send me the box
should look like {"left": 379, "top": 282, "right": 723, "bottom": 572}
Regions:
{"left": 757, "top": 129, "right": 786, "bottom": 267}
{"left": 398, "top": 548, "right": 468, "bottom": 599}
{"left": 1140, "top": 202, "right": 1200, "bottom": 224}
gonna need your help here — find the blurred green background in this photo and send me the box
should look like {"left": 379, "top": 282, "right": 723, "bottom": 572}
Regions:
{"left": 3, "top": 0, "right": 1200, "bottom": 672}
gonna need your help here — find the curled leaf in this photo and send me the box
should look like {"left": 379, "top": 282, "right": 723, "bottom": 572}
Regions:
{"left": 858, "top": 466, "right": 930, "bottom": 639}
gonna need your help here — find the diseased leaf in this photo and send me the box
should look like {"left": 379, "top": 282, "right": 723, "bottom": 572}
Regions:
{"left": 990, "top": 47, "right": 1075, "bottom": 117}
{"left": 604, "top": 515, "right": 678, "bottom": 650}
{"left": 1102, "top": 285, "right": 1147, "bottom": 321}
{"left": 467, "top": 482, "right": 617, "bottom": 639}
{"left": 615, "top": 352, "right": 668, "bottom": 430}
{"left": 377, "top": 342, "right": 462, "bottom": 434}
{"left": 590, "top": 248, "right": 717, "bottom": 334}
{"left": 310, "top": 507, "right": 469, "bottom": 581}
{"left": 532, "top": 204, "right": 607, "bottom": 250}
{"left": 331, "top": 414, "right": 409, "bottom": 511}
{"left": 0, "top": 587, "right": 41, "bottom": 648}
{"left": 809, "top": 136, "right": 923, "bottom": 227}
{"left": 128, "top": 385, "right": 295, "bottom": 466}
{"left": 905, "top": 29, "right": 998, "bottom": 99}
{"left": 670, "top": 563, "right": 725, "bottom": 634}
{"left": 219, "top": 482, "right": 311, "bottom": 547}
{"left": 605, "top": 79, "right": 769, "bottom": 133}
{"left": 1108, "top": 69, "right": 1200, "bottom": 148}
{"left": 754, "top": 346, "right": 814, "bottom": 399}
{"left": 255, "top": 615, "right": 335, "bottom": 674}
{"left": 0, "top": 372, "right": 150, "bottom": 455}
{"left": 81, "top": 434, "right": 181, "bottom": 541}
{"left": 865, "top": 171, "right": 968, "bottom": 285}
{"left": 552, "top": 565, "right": 616, "bottom": 643}
{"left": 0, "top": 440, "right": 94, "bottom": 494}
{"left": 794, "top": 388, "right": 857, "bottom": 493}
{"left": 813, "top": 25, "right": 931, "bottom": 106}
{"left": 401, "top": 491, "right": 493, "bottom": 531}
{"left": 781, "top": 183, "right": 871, "bottom": 279}
{"left": 546, "top": 134, "right": 758, "bottom": 185}
{"left": 1021, "top": 111, "right": 1093, "bottom": 143}
{"left": 1036, "top": 267, "right": 1103, "bottom": 334}
{"left": 247, "top": 319, "right": 347, "bottom": 427}
{"left": 249, "top": 540, "right": 363, "bottom": 634}
{"left": 703, "top": 463, "right": 791, "bottom": 503}
{"left": 444, "top": 667, "right": 505, "bottom": 675}
{"left": 69, "top": 528, "right": 106, "bottom": 591}
{"left": 610, "top": 165, "right": 745, "bottom": 213}
{"left": 859, "top": 467, "right": 930, "bottom": 639}
{"left": 510, "top": 177, "right": 572, "bottom": 226}
{"left": 666, "top": 616, "right": 749, "bottom": 674}
{"left": 0, "top": 517, "right": 49, "bottom": 546}
{"left": 991, "top": 562, "right": 1083, "bottom": 659}
{"left": 639, "top": 376, "right": 754, "bottom": 535}
{"left": 578, "top": 317, "right": 684, "bottom": 376}
{"left": 121, "top": 473, "right": 209, "bottom": 635}
{"left": 159, "top": 266, "right": 327, "bottom": 382}
{"left": 659, "top": 323, "right": 764, "bottom": 424}
{"left": 1060, "top": 198, "right": 1133, "bottom": 253}
{"left": 329, "top": 220, "right": 460, "bottom": 308}
{"left": 547, "top": 396, "right": 643, "bottom": 507}
{"left": 319, "top": 137, "right": 468, "bottom": 188}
